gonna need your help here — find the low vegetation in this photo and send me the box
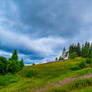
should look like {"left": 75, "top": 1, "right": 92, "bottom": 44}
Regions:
{"left": 0, "top": 57, "right": 92, "bottom": 92}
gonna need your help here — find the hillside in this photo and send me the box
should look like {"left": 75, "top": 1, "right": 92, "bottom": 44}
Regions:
{"left": 0, "top": 57, "right": 92, "bottom": 92}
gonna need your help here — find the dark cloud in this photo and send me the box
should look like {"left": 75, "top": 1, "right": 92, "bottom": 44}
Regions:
{"left": 0, "top": 0, "right": 92, "bottom": 64}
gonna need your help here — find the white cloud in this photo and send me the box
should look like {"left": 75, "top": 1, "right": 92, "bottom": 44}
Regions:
{"left": 0, "top": 50, "right": 56, "bottom": 65}
{"left": 0, "top": 30, "right": 67, "bottom": 56}
{"left": 0, "top": 50, "right": 26, "bottom": 60}
{"left": 0, "top": 50, "right": 12, "bottom": 57}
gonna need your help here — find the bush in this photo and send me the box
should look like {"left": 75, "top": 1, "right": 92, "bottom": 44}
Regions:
{"left": 59, "top": 56, "right": 64, "bottom": 60}
{"left": 79, "top": 61, "right": 86, "bottom": 69}
{"left": 70, "top": 52, "right": 77, "bottom": 59}
{"left": 26, "top": 70, "right": 34, "bottom": 78}
{"left": 86, "top": 58, "right": 92, "bottom": 64}
{"left": 71, "top": 61, "right": 87, "bottom": 71}
{"left": 0, "top": 74, "right": 18, "bottom": 86}
{"left": 0, "top": 56, "right": 8, "bottom": 74}
{"left": 71, "top": 65, "right": 79, "bottom": 71}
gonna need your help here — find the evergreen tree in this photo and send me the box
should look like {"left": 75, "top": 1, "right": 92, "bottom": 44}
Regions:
{"left": 55, "top": 57, "right": 58, "bottom": 61}
{"left": 76, "top": 42, "right": 81, "bottom": 56}
{"left": 70, "top": 52, "right": 77, "bottom": 59}
{"left": 59, "top": 56, "right": 64, "bottom": 60}
{"left": 62, "top": 47, "right": 66, "bottom": 58}
{"left": 89, "top": 44, "right": 92, "bottom": 58}
{"left": 20, "top": 58, "right": 24, "bottom": 68}
{"left": 81, "top": 44, "right": 84, "bottom": 57}
{"left": 11, "top": 50, "right": 18, "bottom": 60}
{"left": 81, "top": 42, "right": 90, "bottom": 57}
{"left": 0, "top": 50, "right": 24, "bottom": 74}
{"left": 0, "top": 56, "right": 8, "bottom": 74}
{"left": 69, "top": 44, "right": 77, "bottom": 57}
{"left": 69, "top": 44, "right": 74, "bottom": 56}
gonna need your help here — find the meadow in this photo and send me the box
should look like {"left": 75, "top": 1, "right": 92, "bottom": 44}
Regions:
{"left": 0, "top": 57, "right": 92, "bottom": 92}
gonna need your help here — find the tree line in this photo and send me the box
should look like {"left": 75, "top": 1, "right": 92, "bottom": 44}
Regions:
{"left": 0, "top": 50, "right": 24, "bottom": 74}
{"left": 57, "top": 42, "right": 92, "bottom": 60}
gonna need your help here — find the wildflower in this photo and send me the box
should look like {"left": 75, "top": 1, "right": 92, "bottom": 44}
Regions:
{"left": 54, "top": 83, "right": 60, "bottom": 87}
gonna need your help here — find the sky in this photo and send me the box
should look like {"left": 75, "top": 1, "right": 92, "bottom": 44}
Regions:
{"left": 0, "top": 0, "right": 92, "bottom": 64}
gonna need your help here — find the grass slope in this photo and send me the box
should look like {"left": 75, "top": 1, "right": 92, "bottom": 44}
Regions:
{"left": 0, "top": 57, "right": 92, "bottom": 92}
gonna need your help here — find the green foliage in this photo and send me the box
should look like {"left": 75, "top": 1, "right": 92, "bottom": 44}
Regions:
{"left": 0, "top": 50, "right": 24, "bottom": 74}
{"left": 81, "top": 42, "right": 90, "bottom": 58}
{"left": 70, "top": 52, "right": 77, "bottom": 59}
{"left": 71, "top": 58, "right": 92, "bottom": 71}
{"left": 71, "top": 65, "right": 79, "bottom": 71}
{"left": 62, "top": 47, "right": 66, "bottom": 58}
{"left": 79, "top": 61, "right": 86, "bottom": 69}
{"left": 0, "top": 73, "right": 18, "bottom": 86}
{"left": 26, "top": 70, "right": 34, "bottom": 78}
{"left": 55, "top": 57, "right": 58, "bottom": 61}
{"left": 89, "top": 45, "right": 92, "bottom": 58}
{"left": 59, "top": 56, "right": 64, "bottom": 60}
{"left": 9, "top": 60, "right": 21, "bottom": 73}
{"left": 0, "top": 56, "right": 8, "bottom": 74}
{"left": 68, "top": 42, "right": 92, "bottom": 59}
{"left": 11, "top": 50, "right": 18, "bottom": 60}
{"left": 86, "top": 58, "right": 92, "bottom": 64}
{"left": 20, "top": 58, "right": 24, "bottom": 68}
{"left": 69, "top": 43, "right": 80, "bottom": 57}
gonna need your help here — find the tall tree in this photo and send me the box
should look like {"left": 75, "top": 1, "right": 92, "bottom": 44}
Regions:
{"left": 62, "top": 47, "right": 66, "bottom": 58}
{"left": 20, "top": 58, "right": 24, "bottom": 68}
{"left": 76, "top": 42, "right": 81, "bottom": 56}
{"left": 89, "top": 44, "right": 92, "bottom": 58}
{"left": 11, "top": 50, "right": 18, "bottom": 60}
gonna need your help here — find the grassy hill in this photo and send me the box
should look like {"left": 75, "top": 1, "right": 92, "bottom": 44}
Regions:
{"left": 1, "top": 57, "right": 92, "bottom": 92}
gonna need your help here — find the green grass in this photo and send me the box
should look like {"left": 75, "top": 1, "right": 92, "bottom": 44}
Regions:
{"left": 72, "top": 86, "right": 92, "bottom": 92}
{"left": 1, "top": 57, "right": 92, "bottom": 92}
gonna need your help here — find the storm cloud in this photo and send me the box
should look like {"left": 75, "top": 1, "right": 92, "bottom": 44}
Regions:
{"left": 0, "top": 0, "right": 92, "bottom": 64}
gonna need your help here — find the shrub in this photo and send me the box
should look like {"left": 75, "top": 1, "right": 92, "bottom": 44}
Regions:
{"left": 0, "top": 74, "right": 18, "bottom": 86}
{"left": 71, "top": 65, "right": 79, "bottom": 71}
{"left": 0, "top": 56, "right": 8, "bottom": 74}
{"left": 55, "top": 57, "right": 58, "bottom": 61}
{"left": 79, "top": 61, "right": 86, "bottom": 69}
{"left": 59, "top": 56, "right": 64, "bottom": 60}
{"left": 86, "top": 58, "right": 92, "bottom": 64}
{"left": 26, "top": 70, "right": 34, "bottom": 78}
{"left": 70, "top": 52, "right": 77, "bottom": 59}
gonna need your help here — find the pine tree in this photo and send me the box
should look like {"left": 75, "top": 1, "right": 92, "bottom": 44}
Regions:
{"left": 89, "top": 44, "right": 92, "bottom": 58}
{"left": 62, "top": 47, "right": 66, "bottom": 58}
{"left": 55, "top": 57, "right": 58, "bottom": 61}
{"left": 11, "top": 50, "right": 18, "bottom": 60}
{"left": 69, "top": 44, "right": 77, "bottom": 57}
{"left": 20, "top": 58, "right": 24, "bottom": 68}
{"left": 77, "top": 42, "right": 81, "bottom": 56}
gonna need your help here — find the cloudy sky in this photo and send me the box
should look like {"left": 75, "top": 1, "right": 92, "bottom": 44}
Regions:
{"left": 0, "top": 0, "right": 92, "bottom": 64}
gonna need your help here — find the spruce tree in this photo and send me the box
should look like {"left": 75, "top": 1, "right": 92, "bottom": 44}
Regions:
{"left": 20, "top": 58, "right": 24, "bottom": 68}
{"left": 89, "top": 44, "right": 92, "bottom": 58}
{"left": 55, "top": 57, "right": 58, "bottom": 61}
{"left": 11, "top": 50, "right": 18, "bottom": 60}
{"left": 62, "top": 47, "right": 66, "bottom": 58}
{"left": 77, "top": 42, "right": 81, "bottom": 56}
